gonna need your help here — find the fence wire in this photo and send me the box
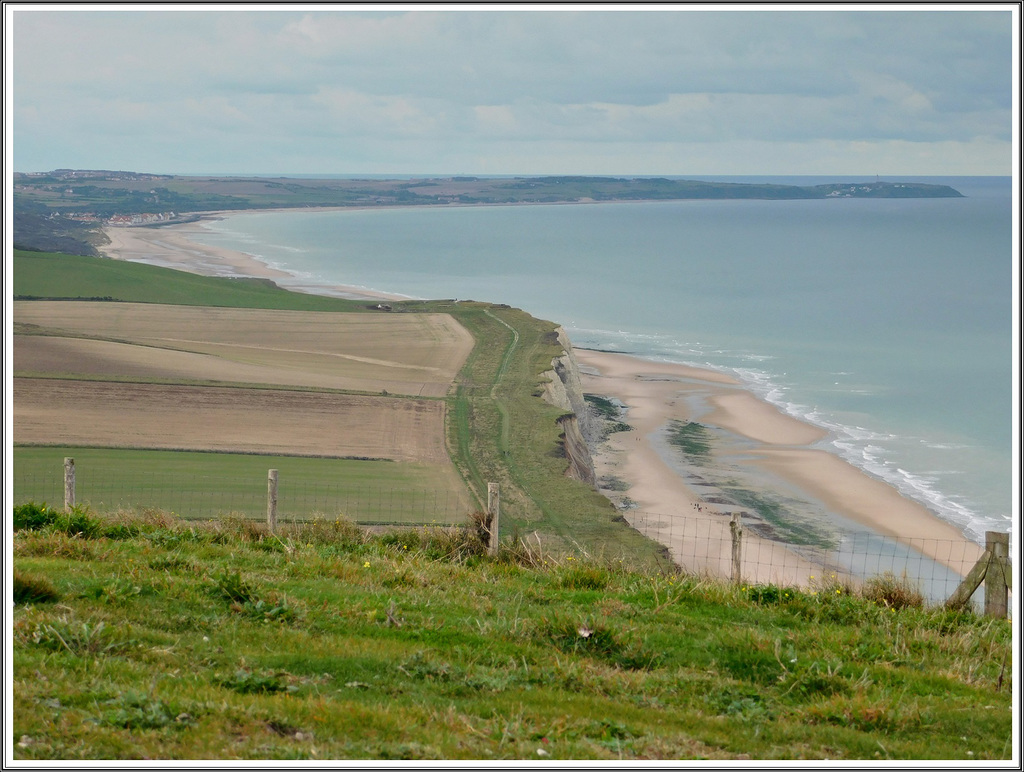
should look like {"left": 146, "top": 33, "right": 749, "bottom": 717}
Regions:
{"left": 13, "top": 467, "right": 469, "bottom": 527}
{"left": 14, "top": 463, "right": 1008, "bottom": 610}
{"left": 624, "top": 510, "right": 997, "bottom": 607}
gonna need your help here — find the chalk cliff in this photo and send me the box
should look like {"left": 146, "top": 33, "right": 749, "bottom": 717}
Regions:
{"left": 539, "top": 328, "right": 598, "bottom": 487}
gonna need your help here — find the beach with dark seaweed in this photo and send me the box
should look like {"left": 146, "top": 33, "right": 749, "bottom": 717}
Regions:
{"left": 573, "top": 349, "right": 983, "bottom": 584}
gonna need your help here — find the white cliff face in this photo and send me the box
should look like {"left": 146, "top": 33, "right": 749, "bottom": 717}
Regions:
{"left": 540, "top": 329, "right": 586, "bottom": 415}
{"left": 539, "top": 327, "right": 598, "bottom": 487}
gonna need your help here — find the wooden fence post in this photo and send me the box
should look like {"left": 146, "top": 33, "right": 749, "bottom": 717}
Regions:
{"left": 984, "top": 531, "right": 1010, "bottom": 619}
{"left": 730, "top": 512, "right": 743, "bottom": 585}
{"left": 946, "top": 530, "right": 1012, "bottom": 617}
{"left": 487, "top": 483, "right": 500, "bottom": 555}
{"left": 267, "top": 469, "right": 278, "bottom": 533}
{"left": 63, "top": 457, "right": 75, "bottom": 512}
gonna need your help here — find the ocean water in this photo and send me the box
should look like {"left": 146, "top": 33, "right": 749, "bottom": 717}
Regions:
{"left": 187, "top": 176, "right": 1015, "bottom": 545}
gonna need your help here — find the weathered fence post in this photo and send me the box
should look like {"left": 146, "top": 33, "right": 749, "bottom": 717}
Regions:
{"left": 946, "top": 530, "right": 1012, "bottom": 617}
{"left": 63, "top": 457, "right": 76, "bottom": 512}
{"left": 984, "top": 531, "right": 1010, "bottom": 619}
{"left": 267, "top": 469, "right": 278, "bottom": 533}
{"left": 487, "top": 482, "right": 500, "bottom": 555}
{"left": 729, "top": 512, "right": 743, "bottom": 585}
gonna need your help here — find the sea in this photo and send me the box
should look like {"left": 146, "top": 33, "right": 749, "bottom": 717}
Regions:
{"left": 185, "top": 175, "right": 1016, "bottom": 547}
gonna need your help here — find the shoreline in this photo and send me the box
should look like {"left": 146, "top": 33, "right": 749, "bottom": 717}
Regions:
{"left": 99, "top": 215, "right": 985, "bottom": 587}
{"left": 573, "top": 349, "right": 983, "bottom": 585}
{"left": 99, "top": 216, "right": 408, "bottom": 301}
{"left": 94, "top": 193, "right": 776, "bottom": 281}
{"left": 97, "top": 199, "right": 671, "bottom": 295}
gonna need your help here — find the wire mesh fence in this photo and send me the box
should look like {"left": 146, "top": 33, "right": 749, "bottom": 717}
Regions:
{"left": 13, "top": 462, "right": 471, "bottom": 527}
{"left": 13, "top": 457, "right": 1011, "bottom": 613}
{"left": 623, "top": 509, "right": 1006, "bottom": 609}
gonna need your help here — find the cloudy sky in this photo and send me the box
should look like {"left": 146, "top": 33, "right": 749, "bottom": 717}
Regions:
{"left": 6, "top": 4, "right": 1017, "bottom": 176}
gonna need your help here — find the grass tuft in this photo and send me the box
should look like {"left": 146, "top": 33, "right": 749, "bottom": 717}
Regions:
{"left": 557, "top": 563, "right": 610, "bottom": 590}
{"left": 861, "top": 571, "right": 925, "bottom": 610}
{"left": 13, "top": 502, "right": 103, "bottom": 538}
{"left": 24, "top": 618, "right": 137, "bottom": 656}
{"left": 13, "top": 571, "right": 60, "bottom": 605}
{"left": 540, "top": 616, "right": 661, "bottom": 671}
{"left": 215, "top": 668, "right": 291, "bottom": 695}
{"left": 212, "top": 569, "right": 256, "bottom": 605}
{"left": 98, "top": 690, "right": 195, "bottom": 730}
{"left": 12, "top": 502, "right": 57, "bottom": 531}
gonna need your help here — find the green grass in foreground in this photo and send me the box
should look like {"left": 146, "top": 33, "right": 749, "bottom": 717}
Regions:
{"left": 11, "top": 506, "right": 1012, "bottom": 761}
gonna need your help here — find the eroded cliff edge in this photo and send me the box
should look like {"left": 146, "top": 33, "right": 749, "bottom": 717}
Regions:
{"left": 539, "top": 328, "right": 599, "bottom": 487}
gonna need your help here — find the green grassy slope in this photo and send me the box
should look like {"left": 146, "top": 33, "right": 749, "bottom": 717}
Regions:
{"left": 10, "top": 508, "right": 1013, "bottom": 762}
{"left": 13, "top": 249, "right": 368, "bottom": 311}
{"left": 439, "top": 302, "right": 656, "bottom": 560}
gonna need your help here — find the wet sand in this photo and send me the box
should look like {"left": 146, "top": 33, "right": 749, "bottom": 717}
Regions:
{"left": 574, "top": 349, "right": 983, "bottom": 583}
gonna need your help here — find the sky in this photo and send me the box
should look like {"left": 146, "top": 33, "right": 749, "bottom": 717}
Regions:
{"left": 5, "top": 3, "right": 1019, "bottom": 177}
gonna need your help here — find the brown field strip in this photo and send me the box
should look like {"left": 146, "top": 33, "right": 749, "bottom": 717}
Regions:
{"left": 14, "top": 301, "right": 474, "bottom": 397}
{"left": 14, "top": 335, "right": 444, "bottom": 395}
{"left": 14, "top": 379, "right": 450, "bottom": 464}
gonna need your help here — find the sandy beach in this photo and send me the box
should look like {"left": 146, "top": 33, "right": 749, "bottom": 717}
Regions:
{"left": 100, "top": 217, "right": 406, "bottom": 301}
{"left": 99, "top": 217, "right": 985, "bottom": 590}
{"left": 574, "top": 349, "right": 984, "bottom": 586}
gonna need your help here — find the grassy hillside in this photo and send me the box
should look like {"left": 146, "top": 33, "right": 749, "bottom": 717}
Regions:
{"left": 437, "top": 301, "right": 655, "bottom": 557}
{"left": 10, "top": 506, "right": 1012, "bottom": 761}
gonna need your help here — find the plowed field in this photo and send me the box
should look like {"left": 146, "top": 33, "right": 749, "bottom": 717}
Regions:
{"left": 13, "top": 301, "right": 474, "bottom": 467}
{"left": 14, "top": 301, "right": 473, "bottom": 397}
{"left": 14, "top": 379, "right": 450, "bottom": 463}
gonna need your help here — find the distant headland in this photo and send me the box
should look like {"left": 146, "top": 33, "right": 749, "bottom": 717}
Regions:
{"left": 13, "top": 170, "right": 964, "bottom": 257}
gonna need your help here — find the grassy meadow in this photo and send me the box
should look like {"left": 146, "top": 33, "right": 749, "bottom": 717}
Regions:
{"left": 10, "top": 505, "right": 1013, "bottom": 761}
{"left": 13, "top": 447, "right": 471, "bottom": 525}
{"left": 14, "top": 248, "right": 370, "bottom": 311}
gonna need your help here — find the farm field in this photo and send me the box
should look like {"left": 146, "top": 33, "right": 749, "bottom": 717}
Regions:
{"left": 14, "top": 301, "right": 473, "bottom": 397}
{"left": 13, "top": 299, "right": 478, "bottom": 522}
{"left": 14, "top": 379, "right": 451, "bottom": 462}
